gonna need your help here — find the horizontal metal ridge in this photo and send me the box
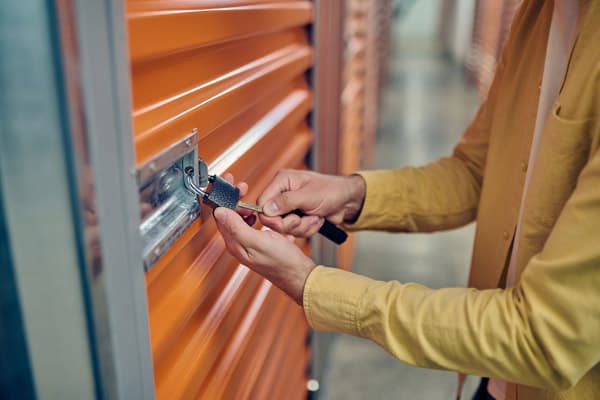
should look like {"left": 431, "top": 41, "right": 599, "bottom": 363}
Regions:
{"left": 209, "top": 89, "right": 309, "bottom": 175}
{"left": 222, "top": 292, "right": 290, "bottom": 399}
{"left": 133, "top": 51, "right": 312, "bottom": 164}
{"left": 128, "top": 1, "right": 306, "bottom": 13}
{"left": 133, "top": 45, "right": 311, "bottom": 137}
{"left": 148, "top": 233, "right": 226, "bottom": 360}
{"left": 128, "top": 2, "right": 312, "bottom": 61}
{"left": 131, "top": 31, "right": 308, "bottom": 110}
{"left": 154, "top": 265, "right": 261, "bottom": 399}
{"left": 249, "top": 305, "right": 308, "bottom": 399}
{"left": 195, "top": 279, "right": 275, "bottom": 399}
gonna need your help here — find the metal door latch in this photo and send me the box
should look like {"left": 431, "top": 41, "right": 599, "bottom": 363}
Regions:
{"left": 136, "top": 129, "right": 199, "bottom": 270}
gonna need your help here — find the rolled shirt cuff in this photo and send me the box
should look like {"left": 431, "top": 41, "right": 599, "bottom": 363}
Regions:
{"left": 303, "top": 265, "right": 376, "bottom": 336}
{"left": 341, "top": 170, "right": 409, "bottom": 232}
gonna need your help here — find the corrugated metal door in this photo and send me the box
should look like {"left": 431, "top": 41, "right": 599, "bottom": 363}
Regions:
{"left": 338, "top": 0, "right": 389, "bottom": 269}
{"left": 126, "top": 2, "right": 313, "bottom": 398}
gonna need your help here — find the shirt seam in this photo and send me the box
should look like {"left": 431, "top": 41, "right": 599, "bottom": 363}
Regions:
{"left": 407, "top": 207, "right": 477, "bottom": 219}
{"left": 302, "top": 271, "right": 314, "bottom": 327}
{"left": 355, "top": 283, "right": 372, "bottom": 337}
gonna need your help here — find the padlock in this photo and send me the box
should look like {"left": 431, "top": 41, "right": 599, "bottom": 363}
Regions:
{"left": 202, "top": 175, "right": 240, "bottom": 210}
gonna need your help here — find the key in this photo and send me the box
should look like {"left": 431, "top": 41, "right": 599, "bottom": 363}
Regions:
{"left": 238, "top": 201, "right": 348, "bottom": 246}
{"left": 240, "top": 202, "right": 347, "bottom": 244}
{"left": 237, "top": 201, "right": 263, "bottom": 213}
{"left": 185, "top": 169, "right": 348, "bottom": 245}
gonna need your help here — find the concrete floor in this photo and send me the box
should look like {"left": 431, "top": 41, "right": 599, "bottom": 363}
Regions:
{"left": 321, "top": 34, "right": 483, "bottom": 400}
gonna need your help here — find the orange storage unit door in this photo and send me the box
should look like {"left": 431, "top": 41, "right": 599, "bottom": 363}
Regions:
{"left": 126, "top": 1, "right": 313, "bottom": 399}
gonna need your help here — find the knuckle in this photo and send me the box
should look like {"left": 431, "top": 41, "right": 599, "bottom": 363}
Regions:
{"left": 291, "top": 225, "right": 308, "bottom": 238}
{"left": 283, "top": 215, "right": 300, "bottom": 229}
{"left": 259, "top": 215, "right": 281, "bottom": 230}
{"left": 274, "top": 170, "right": 287, "bottom": 181}
{"left": 280, "top": 191, "right": 291, "bottom": 205}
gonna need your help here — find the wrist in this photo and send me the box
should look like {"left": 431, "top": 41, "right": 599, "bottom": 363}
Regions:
{"left": 298, "top": 259, "right": 316, "bottom": 306}
{"left": 342, "top": 174, "right": 366, "bottom": 223}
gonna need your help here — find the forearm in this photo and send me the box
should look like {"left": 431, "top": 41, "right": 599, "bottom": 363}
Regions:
{"left": 303, "top": 266, "right": 583, "bottom": 390}
{"left": 345, "top": 156, "right": 482, "bottom": 233}
{"left": 307, "top": 148, "right": 600, "bottom": 390}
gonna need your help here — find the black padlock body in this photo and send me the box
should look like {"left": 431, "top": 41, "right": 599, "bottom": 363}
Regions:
{"left": 203, "top": 175, "right": 240, "bottom": 210}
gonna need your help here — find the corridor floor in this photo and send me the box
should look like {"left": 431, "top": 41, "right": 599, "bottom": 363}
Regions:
{"left": 322, "top": 37, "right": 482, "bottom": 399}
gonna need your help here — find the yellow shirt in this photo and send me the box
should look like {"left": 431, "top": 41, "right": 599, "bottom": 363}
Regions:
{"left": 302, "top": 1, "right": 600, "bottom": 399}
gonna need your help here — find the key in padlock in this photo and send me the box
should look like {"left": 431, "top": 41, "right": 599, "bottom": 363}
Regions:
{"left": 183, "top": 167, "right": 348, "bottom": 245}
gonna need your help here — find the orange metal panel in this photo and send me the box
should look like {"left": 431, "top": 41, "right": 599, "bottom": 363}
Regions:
{"left": 248, "top": 303, "right": 308, "bottom": 399}
{"left": 126, "top": 1, "right": 313, "bottom": 398}
{"left": 130, "top": 30, "right": 312, "bottom": 165}
{"left": 219, "top": 288, "right": 290, "bottom": 400}
{"left": 128, "top": 2, "right": 312, "bottom": 62}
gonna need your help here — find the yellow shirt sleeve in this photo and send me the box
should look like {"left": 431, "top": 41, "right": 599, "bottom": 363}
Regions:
{"left": 341, "top": 6, "right": 514, "bottom": 235}
{"left": 303, "top": 149, "right": 600, "bottom": 391}
{"left": 341, "top": 63, "right": 500, "bottom": 233}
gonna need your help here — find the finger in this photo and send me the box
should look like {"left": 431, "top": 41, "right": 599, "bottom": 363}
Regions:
{"left": 262, "top": 189, "right": 312, "bottom": 217}
{"left": 214, "top": 207, "right": 258, "bottom": 245}
{"left": 236, "top": 181, "right": 249, "bottom": 197}
{"left": 286, "top": 234, "right": 296, "bottom": 243}
{"left": 288, "top": 215, "right": 324, "bottom": 238}
{"left": 258, "top": 214, "right": 286, "bottom": 233}
{"left": 304, "top": 217, "right": 325, "bottom": 237}
{"left": 214, "top": 207, "right": 261, "bottom": 263}
{"left": 257, "top": 170, "right": 295, "bottom": 207}
{"left": 281, "top": 214, "right": 302, "bottom": 233}
{"left": 220, "top": 173, "right": 251, "bottom": 217}
{"left": 223, "top": 173, "right": 234, "bottom": 184}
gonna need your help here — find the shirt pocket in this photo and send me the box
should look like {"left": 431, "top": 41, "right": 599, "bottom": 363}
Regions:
{"left": 521, "top": 103, "right": 595, "bottom": 232}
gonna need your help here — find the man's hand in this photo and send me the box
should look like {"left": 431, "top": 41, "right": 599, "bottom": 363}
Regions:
{"left": 257, "top": 170, "right": 366, "bottom": 237}
{"left": 214, "top": 207, "right": 316, "bottom": 305}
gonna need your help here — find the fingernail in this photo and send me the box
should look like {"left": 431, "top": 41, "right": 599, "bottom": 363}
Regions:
{"left": 264, "top": 201, "right": 279, "bottom": 216}
{"left": 214, "top": 207, "right": 227, "bottom": 222}
{"left": 308, "top": 216, "right": 320, "bottom": 225}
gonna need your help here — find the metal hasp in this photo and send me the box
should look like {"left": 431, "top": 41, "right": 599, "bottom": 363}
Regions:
{"left": 137, "top": 129, "right": 199, "bottom": 270}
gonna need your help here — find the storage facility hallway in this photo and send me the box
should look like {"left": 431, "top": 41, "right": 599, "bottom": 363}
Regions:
{"left": 7, "top": 1, "right": 599, "bottom": 399}
{"left": 324, "top": 7, "right": 481, "bottom": 400}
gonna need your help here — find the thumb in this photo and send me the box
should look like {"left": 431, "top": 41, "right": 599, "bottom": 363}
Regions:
{"left": 214, "top": 207, "right": 257, "bottom": 245}
{"left": 263, "top": 190, "right": 310, "bottom": 217}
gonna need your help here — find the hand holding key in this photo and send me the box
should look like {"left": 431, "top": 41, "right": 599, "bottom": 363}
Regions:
{"left": 257, "top": 170, "right": 366, "bottom": 238}
{"left": 213, "top": 173, "right": 316, "bottom": 305}
{"left": 198, "top": 171, "right": 350, "bottom": 244}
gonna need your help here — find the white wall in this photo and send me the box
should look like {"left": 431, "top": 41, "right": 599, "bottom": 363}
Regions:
{"left": 450, "top": 0, "right": 476, "bottom": 62}
{"left": 395, "top": 0, "right": 442, "bottom": 38}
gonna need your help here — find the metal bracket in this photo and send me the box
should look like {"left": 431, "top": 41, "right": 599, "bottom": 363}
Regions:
{"left": 136, "top": 129, "right": 200, "bottom": 270}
